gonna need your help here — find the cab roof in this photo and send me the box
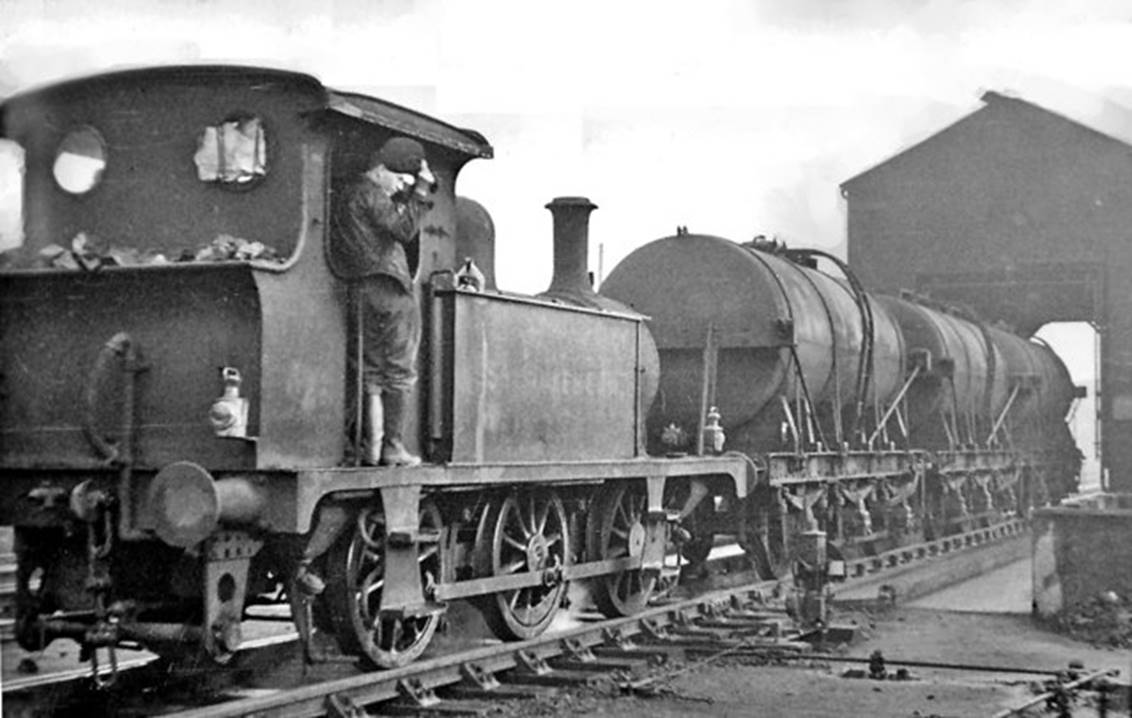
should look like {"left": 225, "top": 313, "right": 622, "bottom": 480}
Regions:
{"left": 1, "top": 64, "right": 493, "bottom": 160}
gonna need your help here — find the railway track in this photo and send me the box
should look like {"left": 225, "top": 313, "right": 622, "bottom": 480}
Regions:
{"left": 166, "top": 579, "right": 805, "bottom": 718}
{"left": 0, "top": 517, "right": 1026, "bottom": 649}
{"left": 1, "top": 517, "right": 1046, "bottom": 716}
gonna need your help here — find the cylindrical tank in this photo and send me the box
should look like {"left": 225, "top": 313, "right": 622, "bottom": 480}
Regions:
{"left": 601, "top": 233, "right": 904, "bottom": 452}
{"left": 1030, "top": 340, "right": 1076, "bottom": 423}
{"left": 877, "top": 295, "right": 1007, "bottom": 446}
{"left": 986, "top": 326, "right": 1044, "bottom": 428}
{"left": 985, "top": 329, "right": 1076, "bottom": 435}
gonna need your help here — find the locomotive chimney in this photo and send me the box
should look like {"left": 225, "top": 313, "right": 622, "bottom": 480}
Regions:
{"left": 542, "top": 196, "right": 598, "bottom": 304}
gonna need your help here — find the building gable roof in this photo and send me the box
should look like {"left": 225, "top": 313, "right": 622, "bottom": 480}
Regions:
{"left": 841, "top": 89, "right": 1132, "bottom": 194}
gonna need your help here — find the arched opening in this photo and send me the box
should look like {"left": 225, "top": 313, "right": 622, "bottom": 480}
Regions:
{"left": 1034, "top": 321, "right": 1100, "bottom": 491}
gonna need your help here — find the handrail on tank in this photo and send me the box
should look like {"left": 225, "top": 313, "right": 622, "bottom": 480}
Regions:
{"left": 784, "top": 248, "right": 877, "bottom": 445}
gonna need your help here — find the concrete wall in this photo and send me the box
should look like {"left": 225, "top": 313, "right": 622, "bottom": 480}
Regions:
{"left": 1032, "top": 493, "right": 1132, "bottom": 617}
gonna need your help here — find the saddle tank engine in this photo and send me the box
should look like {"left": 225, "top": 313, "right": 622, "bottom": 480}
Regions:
{"left": 0, "top": 65, "right": 750, "bottom": 673}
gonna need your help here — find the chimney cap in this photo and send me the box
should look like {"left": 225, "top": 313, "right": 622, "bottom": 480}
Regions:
{"left": 546, "top": 196, "right": 597, "bottom": 210}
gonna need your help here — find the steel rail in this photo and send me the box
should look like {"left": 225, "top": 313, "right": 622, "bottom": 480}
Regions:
{"left": 991, "top": 668, "right": 1119, "bottom": 718}
{"left": 0, "top": 516, "right": 1037, "bottom": 712}
{"left": 707, "top": 650, "right": 1070, "bottom": 676}
{"left": 160, "top": 581, "right": 786, "bottom": 718}
{"left": 153, "top": 515, "right": 1035, "bottom": 718}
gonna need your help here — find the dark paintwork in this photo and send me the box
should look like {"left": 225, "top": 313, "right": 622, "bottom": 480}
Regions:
{"left": 604, "top": 232, "right": 1075, "bottom": 455}
{"left": 0, "top": 66, "right": 494, "bottom": 480}
{"left": 430, "top": 287, "right": 648, "bottom": 463}
{"left": 2, "top": 66, "right": 325, "bottom": 261}
{"left": 1, "top": 263, "right": 261, "bottom": 471}
{"left": 877, "top": 295, "right": 1005, "bottom": 444}
{"left": 602, "top": 233, "right": 904, "bottom": 452}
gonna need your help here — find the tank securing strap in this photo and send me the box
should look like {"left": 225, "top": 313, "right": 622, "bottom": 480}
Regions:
{"left": 784, "top": 249, "right": 876, "bottom": 445}
{"left": 741, "top": 245, "right": 827, "bottom": 451}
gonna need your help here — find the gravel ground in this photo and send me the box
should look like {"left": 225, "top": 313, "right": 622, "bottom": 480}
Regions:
{"left": 5, "top": 547, "right": 1129, "bottom": 716}
{"left": 487, "top": 605, "right": 1132, "bottom": 718}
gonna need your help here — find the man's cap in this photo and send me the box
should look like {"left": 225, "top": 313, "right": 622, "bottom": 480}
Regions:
{"left": 375, "top": 137, "right": 426, "bottom": 174}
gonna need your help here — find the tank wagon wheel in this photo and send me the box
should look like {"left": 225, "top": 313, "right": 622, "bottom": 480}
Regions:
{"left": 478, "top": 491, "right": 570, "bottom": 641}
{"left": 741, "top": 533, "right": 790, "bottom": 581}
{"left": 678, "top": 498, "right": 716, "bottom": 567}
{"left": 739, "top": 493, "right": 791, "bottom": 581}
{"left": 325, "top": 499, "right": 443, "bottom": 669}
{"left": 587, "top": 482, "right": 656, "bottom": 617}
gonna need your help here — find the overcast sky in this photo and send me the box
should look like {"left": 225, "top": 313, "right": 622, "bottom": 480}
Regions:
{"left": 4, "top": 0, "right": 1132, "bottom": 294}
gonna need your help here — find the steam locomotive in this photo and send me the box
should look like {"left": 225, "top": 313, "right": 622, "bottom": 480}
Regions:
{"left": 0, "top": 65, "right": 1079, "bottom": 674}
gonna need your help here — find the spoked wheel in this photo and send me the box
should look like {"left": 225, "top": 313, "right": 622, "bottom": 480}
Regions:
{"left": 479, "top": 491, "right": 569, "bottom": 641}
{"left": 325, "top": 499, "right": 443, "bottom": 669}
{"left": 587, "top": 482, "right": 656, "bottom": 617}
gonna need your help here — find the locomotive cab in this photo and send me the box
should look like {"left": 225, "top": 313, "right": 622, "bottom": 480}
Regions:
{"left": 0, "top": 66, "right": 493, "bottom": 480}
{"left": 0, "top": 66, "right": 490, "bottom": 661}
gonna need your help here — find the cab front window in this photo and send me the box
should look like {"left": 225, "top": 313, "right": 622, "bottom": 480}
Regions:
{"left": 0, "top": 139, "right": 24, "bottom": 257}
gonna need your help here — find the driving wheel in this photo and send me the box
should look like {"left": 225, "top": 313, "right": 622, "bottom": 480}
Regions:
{"left": 587, "top": 482, "right": 656, "bottom": 617}
{"left": 325, "top": 499, "right": 443, "bottom": 668}
{"left": 479, "top": 491, "right": 569, "bottom": 641}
